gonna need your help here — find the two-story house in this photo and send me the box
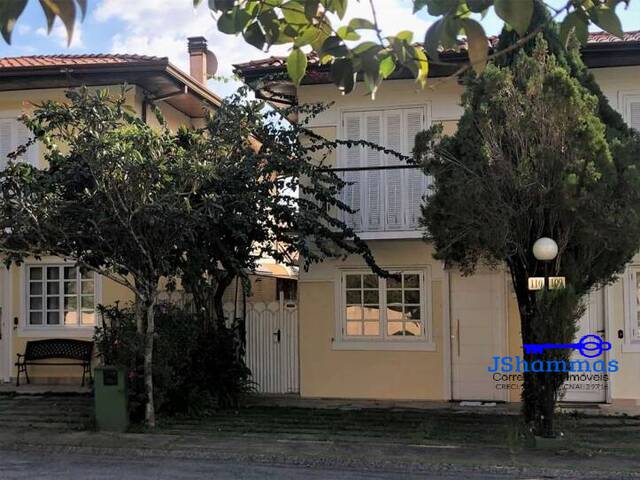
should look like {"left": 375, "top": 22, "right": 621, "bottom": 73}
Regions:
{"left": 235, "top": 31, "right": 640, "bottom": 409}
{"left": 0, "top": 37, "right": 224, "bottom": 385}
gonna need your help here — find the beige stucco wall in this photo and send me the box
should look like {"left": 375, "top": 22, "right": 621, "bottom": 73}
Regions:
{"left": 298, "top": 240, "right": 445, "bottom": 400}
{"left": 296, "top": 65, "right": 640, "bottom": 403}
{"left": 3, "top": 258, "right": 134, "bottom": 382}
{"left": 0, "top": 85, "right": 195, "bottom": 383}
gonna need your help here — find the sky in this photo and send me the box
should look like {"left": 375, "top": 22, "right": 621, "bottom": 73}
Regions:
{"left": 1, "top": 0, "right": 640, "bottom": 98}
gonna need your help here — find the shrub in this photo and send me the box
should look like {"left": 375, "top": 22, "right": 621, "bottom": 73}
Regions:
{"left": 94, "top": 302, "right": 254, "bottom": 423}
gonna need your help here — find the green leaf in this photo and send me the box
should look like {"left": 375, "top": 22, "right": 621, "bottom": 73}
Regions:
{"left": 330, "top": 58, "right": 355, "bottom": 94}
{"left": 425, "top": 0, "right": 458, "bottom": 15}
{"left": 304, "top": 0, "right": 320, "bottom": 20}
{"left": 348, "top": 18, "right": 375, "bottom": 30}
{"left": 466, "top": 0, "right": 491, "bottom": 13}
{"left": 332, "top": 0, "right": 348, "bottom": 19}
{"left": 53, "top": 0, "right": 77, "bottom": 45}
{"left": 294, "top": 25, "right": 323, "bottom": 47}
{"left": 243, "top": 22, "right": 266, "bottom": 50}
{"left": 494, "top": 0, "right": 533, "bottom": 36}
{"left": 320, "top": 36, "right": 348, "bottom": 59}
{"left": 76, "top": 0, "right": 87, "bottom": 19}
{"left": 463, "top": 18, "right": 488, "bottom": 74}
{"left": 39, "top": 0, "right": 57, "bottom": 33}
{"left": 337, "top": 26, "right": 360, "bottom": 41}
{"left": 591, "top": 7, "right": 624, "bottom": 39}
{"left": 352, "top": 41, "right": 380, "bottom": 55}
{"left": 395, "top": 30, "right": 414, "bottom": 43}
{"left": 412, "top": 46, "right": 429, "bottom": 86}
{"left": 217, "top": 11, "right": 237, "bottom": 33}
{"left": 281, "top": 1, "right": 307, "bottom": 24}
{"left": 423, "top": 19, "right": 443, "bottom": 60}
{"left": 379, "top": 54, "right": 396, "bottom": 79}
{"left": 560, "top": 11, "right": 588, "bottom": 46}
{"left": 413, "top": 0, "right": 428, "bottom": 13}
{"left": 209, "top": 0, "right": 235, "bottom": 10}
{"left": 287, "top": 48, "right": 307, "bottom": 86}
{"left": 0, "top": 0, "right": 27, "bottom": 43}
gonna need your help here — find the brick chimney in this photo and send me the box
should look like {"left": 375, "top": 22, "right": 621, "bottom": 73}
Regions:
{"left": 187, "top": 36, "right": 208, "bottom": 85}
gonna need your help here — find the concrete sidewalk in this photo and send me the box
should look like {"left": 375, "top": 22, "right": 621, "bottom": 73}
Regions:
{"left": 246, "top": 394, "right": 640, "bottom": 417}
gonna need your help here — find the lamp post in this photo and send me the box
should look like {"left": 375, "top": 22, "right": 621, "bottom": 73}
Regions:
{"left": 529, "top": 237, "right": 564, "bottom": 291}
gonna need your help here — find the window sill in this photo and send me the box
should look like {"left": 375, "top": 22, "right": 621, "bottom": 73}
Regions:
{"left": 18, "top": 326, "right": 95, "bottom": 339}
{"left": 332, "top": 339, "right": 436, "bottom": 352}
{"left": 621, "top": 343, "right": 640, "bottom": 353}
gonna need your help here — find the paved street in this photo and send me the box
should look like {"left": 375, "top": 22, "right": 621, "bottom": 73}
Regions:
{"left": 0, "top": 449, "right": 515, "bottom": 480}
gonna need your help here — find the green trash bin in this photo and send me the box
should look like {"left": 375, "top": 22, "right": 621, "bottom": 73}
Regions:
{"left": 94, "top": 366, "right": 129, "bottom": 432}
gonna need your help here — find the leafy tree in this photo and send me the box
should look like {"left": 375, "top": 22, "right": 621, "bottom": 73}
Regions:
{"left": 415, "top": 23, "right": 640, "bottom": 436}
{"left": 174, "top": 90, "right": 384, "bottom": 333}
{"left": 0, "top": 86, "right": 384, "bottom": 426}
{"left": 0, "top": 88, "right": 191, "bottom": 427}
{"left": 0, "top": 1, "right": 627, "bottom": 96}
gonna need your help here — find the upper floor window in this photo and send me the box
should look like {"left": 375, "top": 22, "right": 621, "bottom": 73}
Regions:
{"left": 0, "top": 116, "right": 39, "bottom": 170}
{"left": 621, "top": 93, "right": 640, "bottom": 132}
{"left": 339, "top": 107, "right": 431, "bottom": 234}
{"left": 27, "top": 265, "right": 96, "bottom": 327}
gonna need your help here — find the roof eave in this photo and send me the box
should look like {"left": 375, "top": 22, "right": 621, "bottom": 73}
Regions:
{"left": 0, "top": 59, "right": 222, "bottom": 118}
{"left": 235, "top": 41, "right": 640, "bottom": 101}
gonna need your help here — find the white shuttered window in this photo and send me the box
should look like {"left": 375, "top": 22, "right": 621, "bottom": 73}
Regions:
{"left": 340, "top": 107, "right": 430, "bottom": 233}
{"left": 0, "top": 116, "right": 39, "bottom": 170}
{"left": 622, "top": 94, "right": 640, "bottom": 133}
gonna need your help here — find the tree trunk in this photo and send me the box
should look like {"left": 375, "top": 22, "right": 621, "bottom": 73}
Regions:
{"left": 144, "top": 297, "right": 156, "bottom": 428}
{"left": 508, "top": 259, "right": 558, "bottom": 437}
{"left": 134, "top": 291, "right": 157, "bottom": 429}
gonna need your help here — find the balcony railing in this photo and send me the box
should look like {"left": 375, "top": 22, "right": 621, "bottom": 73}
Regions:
{"left": 330, "top": 165, "right": 432, "bottom": 234}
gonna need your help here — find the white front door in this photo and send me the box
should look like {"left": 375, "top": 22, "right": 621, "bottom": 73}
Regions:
{"left": 561, "top": 289, "right": 607, "bottom": 403}
{"left": 451, "top": 271, "right": 507, "bottom": 401}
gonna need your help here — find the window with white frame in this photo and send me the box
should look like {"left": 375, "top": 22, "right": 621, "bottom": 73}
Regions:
{"left": 621, "top": 93, "right": 640, "bottom": 133}
{"left": 339, "top": 107, "right": 431, "bottom": 233}
{"left": 342, "top": 270, "right": 428, "bottom": 342}
{"left": 0, "top": 116, "right": 39, "bottom": 169}
{"left": 626, "top": 267, "right": 640, "bottom": 342}
{"left": 27, "top": 265, "right": 96, "bottom": 327}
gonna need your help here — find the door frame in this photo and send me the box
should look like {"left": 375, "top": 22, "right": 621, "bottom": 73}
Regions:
{"left": 449, "top": 269, "right": 509, "bottom": 402}
{"left": 561, "top": 288, "right": 608, "bottom": 403}
{"left": 0, "top": 267, "right": 11, "bottom": 383}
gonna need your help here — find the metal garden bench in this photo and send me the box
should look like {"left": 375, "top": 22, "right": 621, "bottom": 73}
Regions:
{"left": 15, "top": 339, "right": 94, "bottom": 386}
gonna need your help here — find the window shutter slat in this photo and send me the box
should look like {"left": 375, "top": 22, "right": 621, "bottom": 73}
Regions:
{"left": 630, "top": 102, "right": 640, "bottom": 132}
{"left": 15, "top": 121, "right": 37, "bottom": 167}
{"left": 384, "top": 110, "right": 403, "bottom": 230}
{"left": 342, "top": 112, "right": 363, "bottom": 230}
{"left": 364, "top": 112, "right": 382, "bottom": 231}
{"left": 0, "top": 120, "right": 12, "bottom": 170}
{"left": 404, "top": 108, "right": 427, "bottom": 229}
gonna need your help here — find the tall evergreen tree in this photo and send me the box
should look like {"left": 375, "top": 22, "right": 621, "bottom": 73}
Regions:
{"left": 416, "top": 9, "right": 640, "bottom": 435}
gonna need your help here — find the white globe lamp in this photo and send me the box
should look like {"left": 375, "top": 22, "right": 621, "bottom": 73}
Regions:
{"left": 532, "top": 237, "right": 558, "bottom": 261}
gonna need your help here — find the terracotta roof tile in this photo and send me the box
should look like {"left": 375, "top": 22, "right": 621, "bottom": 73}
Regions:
{"left": 0, "top": 54, "right": 166, "bottom": 70}
{"left": 234, "top": 30, "right": 640, "bottom": 73}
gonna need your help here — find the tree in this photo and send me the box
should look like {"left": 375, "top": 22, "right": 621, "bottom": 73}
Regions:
{"left": 415, "top": 24, "right": 640, "bottom": 435}
{"left": 0, "top": 86, "right": 384, "bottom": 426}
{"left": 174, "top": 91, "right": 384, "bottom": 333}
{"left": 0, "top": 88, "right": 191, "bottom": 427}
{"left": 0, "top": 1, "right": 627, "bottom": 96}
